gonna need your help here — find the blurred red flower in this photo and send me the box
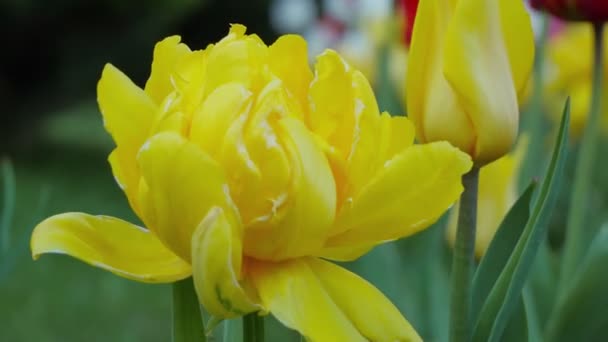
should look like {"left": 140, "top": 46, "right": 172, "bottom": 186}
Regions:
{"left": 530, "top": 0, "right": 608, "bottom": 23}
{"left": 400, "top": 0, "right": 419, "bottom": 45}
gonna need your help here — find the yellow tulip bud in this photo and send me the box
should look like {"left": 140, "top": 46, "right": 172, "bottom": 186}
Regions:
{"left": 406, "top": 0, "right": 535, "bottom": 165}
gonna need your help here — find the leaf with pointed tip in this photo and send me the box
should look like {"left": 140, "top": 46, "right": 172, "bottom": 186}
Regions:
{"left": 472, "top": 98, "right": 570, "bottom": 342}
{"left": 472, "top": 182, "right": 536, "bottom": 320}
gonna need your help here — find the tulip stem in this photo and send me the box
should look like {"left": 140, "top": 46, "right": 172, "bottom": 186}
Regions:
{"left": 560, "top": 22, "right": 605, "bottom": 292}
{"left": 449, "top": 167, "right": 479, "bottom": 342}
{"left": 172, "top": 278, "right": 206, "bottom": 342}
{"left": 243, "top": 313, "right": 264, "bottom": 342}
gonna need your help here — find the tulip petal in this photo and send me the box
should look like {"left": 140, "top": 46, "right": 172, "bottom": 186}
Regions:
{"left": 269, "top": 34, "right": 312, "bottom": 112}
{"left": 204, "top": 24, "right": 268, "bottom": 98}
{"left": 221, "top": 79, "right": 294, "bottom": 225}
{"left": 499, "top": 0, "right": 535, "bottom": 98}
{"left": 108, "top": 147, "right": 138, "bottom": 210}
{"left": 406, "top": 0, "right": 475, "bottom": 152}
{"left": 137, "top": 132, "right": 232, "bottom": 261}
{"left": 443, "top": 0, "right": 531, "bottom": 163}
{"left": 243, "top": 117, "right": 336, "bottom": 260}
{"left": 190, "top": 82, "right": 253, "bottom": 158}
{"left": 98, "top": 64, "right": 158, "bottom": 212}
{"left": 144, "top": 35, "right": 191, "bottom": 105}
{"left": 249, "top": 258, "right": 364, "bottom": 341}
{"left": 322, "top": 141, "right": 472, "bottom": 260}
{"left": 309, "top": 50, "right": 357, "bottom": 159}
{"left": 347, "top": 110, "right": 416, "bottom": 198}
{"left": 309, "top": 50, "right": 414, "bottom": 206}
{"left": 31, "top": 213, "right": 191, "bottom": 283}
{"left": 307, "top": 258, "right": 422, "bottom": 341}
{"left": 191, "top": 207, "right": 260, "bottom": 318}
{"left": 249, "top": 257, "right": 421, "bottom": 341}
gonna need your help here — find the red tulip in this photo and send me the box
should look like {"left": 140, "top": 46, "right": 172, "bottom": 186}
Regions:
{"left": 530, "top": 0, "right": 608, "bottom": 23}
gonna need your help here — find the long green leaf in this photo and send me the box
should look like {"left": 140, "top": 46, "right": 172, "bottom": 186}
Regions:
{"left": 470, "top": 183, "right": 536, "bottom": 342}
{"left": 472, "top": 99, "right": 570, "bottom": 342}
{"left": 500, "top": 297, "right": 528, "bottom": 342}
{"left": 471, "top": 182, "right": 536, "bottom": 320}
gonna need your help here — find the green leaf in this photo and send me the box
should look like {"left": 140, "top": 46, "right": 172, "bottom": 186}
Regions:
{"left": 500, "top": 297, "right": 528, "bottom": 342}
{"left": 472, "top": 98, "right": 570, "bottom": 342}
{"left": 173, "top": 278, "right": 206, "bottom": 342}
{"left": 524, "top": 241, "right": 559, "bottom": 334}
{"left": 523, "top": 287, "right": 543, "bottom": 342}
{"left": 472, "top": 182, "right": 536, "bottom": 320}
{"left": 545, "top": 225, "right": 608, "bottom": 342}
{"left": 470, "top": 183, "right": 536, "bottom": 342}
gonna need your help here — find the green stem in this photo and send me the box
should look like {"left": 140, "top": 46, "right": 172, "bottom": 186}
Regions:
{"left": 449, "top": 167, "right": 480, "bottom": 342}
{"left": 243, "top": 313, "right": 264, "bottom": 342}
{"left": 560, "top": 22, "right": 605, "bottom": 290}
{"left": 172, "top": 278, "right": 206, "bottom": 342}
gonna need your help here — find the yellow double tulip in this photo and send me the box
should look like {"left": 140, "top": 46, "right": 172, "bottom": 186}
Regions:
{"left": 406, "top": 0, "right": 535, "bottom": 165}
{"left": 31, "top": 25, "right": 471, "bottom": 341}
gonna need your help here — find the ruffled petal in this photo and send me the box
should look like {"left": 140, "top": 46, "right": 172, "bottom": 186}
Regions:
{"left": 31, "top": 213, "right": 191, "bottom": 283}
{"left": 268, "top": 34, "right": 312, "bottom": 112}
{"left": 309, "top": 50, "right": 415, "bottom": 209}
{"left": 249, "top": 257, "right": 421, "bottom": 342}
{"left": 191, "top": 207, "right": 260, "bottom": 318}
{"left": 144, "top": 35, "right": 191, "bottom": 105}
{"left": 322, "top": 142, "right": 472, "bottom": 260}
{"left": 204, "top": 24, "right": 268, "bottom": 97}
{"left": 308, "top": 50, "right": 357, "bottom": 159}
{"left": 190, "top": 82, "right": 253, "bottom": 158}
{"left": 243, "top": 117, "right": 336, "bottom": 260}
{"left": 137, "top": 132, "right": 232, "bottom": 261}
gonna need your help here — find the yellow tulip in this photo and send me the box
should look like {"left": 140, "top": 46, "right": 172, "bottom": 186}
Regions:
{"left": 447, "top": 136, "right": 527, "bottom": 258}
{"left": 31, "top": 24, "right": 472, "bottom": 341}
{"left": 545, "top": 24, "right": 608, "bottom": 138}
{"left": 406, "top": 0, "right": 535, "bottom": 165}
